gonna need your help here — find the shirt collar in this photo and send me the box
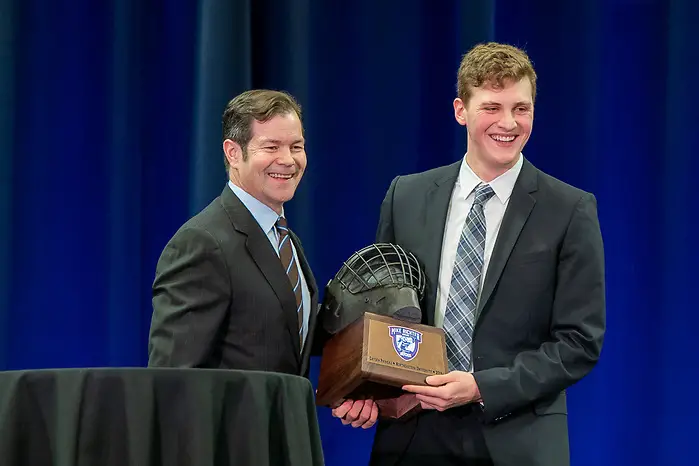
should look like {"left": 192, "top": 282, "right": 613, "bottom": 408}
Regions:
{"left": 457, "top": 153, "right": 524, "bottom": 204}
{"left": 227, "top": 181, "right": 283, "bottom": 235}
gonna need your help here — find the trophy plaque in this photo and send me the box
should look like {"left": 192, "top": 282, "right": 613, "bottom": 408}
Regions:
{"left": 315, "top": 311, "right": 447, "bottom": 418}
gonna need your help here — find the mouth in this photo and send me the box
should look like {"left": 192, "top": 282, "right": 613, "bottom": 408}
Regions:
{"left": 267, "top": 172, "right": 295, "bottom": 181}
{"left": 489, "top": 134, "right": 518, "bottom": 144}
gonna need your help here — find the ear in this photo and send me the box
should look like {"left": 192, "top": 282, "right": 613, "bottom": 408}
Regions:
{"left": 453, "top": 98, "right": 468, "bottom": 127}
{"left": 223, "top": 139, "right": 243, "bottom": 168}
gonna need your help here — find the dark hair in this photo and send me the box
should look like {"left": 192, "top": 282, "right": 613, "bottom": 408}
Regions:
{"left": 221, "top": 89, "right": 303, "bottom": 167}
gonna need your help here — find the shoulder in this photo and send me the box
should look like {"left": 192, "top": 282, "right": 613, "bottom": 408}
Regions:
{"left": 162, "top": 196, "right": 234, "bottom": 253}
{"left": 385, "top": 160, "right": 461, "bottom": 200}
{"left": 526, "top": 162, "right": 600, "bottom": 235}
{"left": 531, "top": 161, "right": 596, "bottom": 206}
{"left": 395, "top": 160, "right": 461, "bottom": 188}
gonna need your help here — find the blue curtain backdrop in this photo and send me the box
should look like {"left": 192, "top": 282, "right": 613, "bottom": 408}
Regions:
{"left": 1, "top": 0, "right": 697, "bottom": 465}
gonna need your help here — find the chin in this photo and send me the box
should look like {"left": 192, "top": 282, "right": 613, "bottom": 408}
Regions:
{"left": 501, "top": 154, "right": 520, "bottom": 166}
{"left": 274, "top": 191, "right": 296, "bottom": 204}
{"left": 484, "top": 152, "right": 519, "bottom": 167}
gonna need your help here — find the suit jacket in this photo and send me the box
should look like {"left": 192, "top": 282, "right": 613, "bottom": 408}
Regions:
{"left": 147, "top": 186, "right": 320, "bottom": 377}
{"left": 372, "top": 158, "right": 605, "bottom": 466}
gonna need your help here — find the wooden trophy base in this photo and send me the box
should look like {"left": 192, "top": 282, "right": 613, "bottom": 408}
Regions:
{"left": 315, "top": 312, "right": 447, "bottom": 419}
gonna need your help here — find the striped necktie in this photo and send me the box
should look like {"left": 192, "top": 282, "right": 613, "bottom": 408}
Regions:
{"left": 442, "top": 183, "right": 495, "bottom": 372}
{"left": 276, "top": 217, "right": 303, "bottom": 349}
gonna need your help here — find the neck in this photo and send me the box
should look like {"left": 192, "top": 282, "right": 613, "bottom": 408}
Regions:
{"left": 465, "top": 152, "right": 519, "bottom": 182}
{"left": 228, "top": 176, "right": 283, "bottom": 215}
{"left": 228, "top": 176, "right": 249, "bottom": 196}
{"left": 228, "top": 171, "right": 241, "bottom": 188}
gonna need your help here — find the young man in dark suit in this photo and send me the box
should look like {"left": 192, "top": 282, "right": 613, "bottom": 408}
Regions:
{"left": 334, "top": 42, "right": 606, "bottom": 466}
{"left": 147, "top": 89, "right": 320, "bottom": 378}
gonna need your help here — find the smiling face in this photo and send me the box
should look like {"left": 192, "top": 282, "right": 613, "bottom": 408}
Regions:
{"left": 454, "top": 77, "right": 534, "bottom": 181}
{"left": 224, "top": 112, "right": 306, "bottom": 214}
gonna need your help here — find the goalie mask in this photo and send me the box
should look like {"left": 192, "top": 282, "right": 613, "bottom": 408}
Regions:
{"left": 322, "top": 243, "right": 426, "bottom": 335}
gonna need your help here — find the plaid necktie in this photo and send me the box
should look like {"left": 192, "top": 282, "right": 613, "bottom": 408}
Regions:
{"left": 442, "top": 183, "right": 495, "bottom": 372}
{"left": 276, "top": 217, "right": 304, "bottom": 348}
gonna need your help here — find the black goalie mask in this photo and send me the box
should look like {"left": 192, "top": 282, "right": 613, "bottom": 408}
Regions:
{"left": 322, "top": 243, "right": 426, "bottom": 335}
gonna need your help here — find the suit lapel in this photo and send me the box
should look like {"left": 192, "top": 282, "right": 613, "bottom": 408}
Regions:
{"left": 220, "top": 188, "right": 302, "bottom": 361}
{"left": 290, "top": 230, "right": 319, "bottom": 375}
{"left": 422, "top": 161, "right": 461, "bottom": 326}
{"left": 476, "top": 159, "right": 538, "bottom": 321}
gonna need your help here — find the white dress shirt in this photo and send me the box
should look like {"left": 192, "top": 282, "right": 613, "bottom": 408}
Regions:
{"left": 434, "top": 154, "right": 524, "bottom": 330}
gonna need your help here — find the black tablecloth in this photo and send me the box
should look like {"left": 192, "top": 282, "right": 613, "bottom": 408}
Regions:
{"left": 0, "top": 368, "right": 325, "bottom": 466}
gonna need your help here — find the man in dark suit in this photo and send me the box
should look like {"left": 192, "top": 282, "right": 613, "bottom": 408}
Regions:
{"left": 333, "top": 43, "right": 606, "bottom": 465}
{"left": 147, "top": 89, "right": 319, "bottom": 378}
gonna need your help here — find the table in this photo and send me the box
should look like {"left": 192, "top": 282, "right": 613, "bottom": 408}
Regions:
{"left": 0, "top": 367, "right": 325, "bottom": 466}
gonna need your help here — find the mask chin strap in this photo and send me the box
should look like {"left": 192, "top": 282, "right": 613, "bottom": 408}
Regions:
{"left": 321, "top": 290, "right": 344, "bottom": 335}
{"left": 372, "top": 286, "right": 422, "bottom": 323}
{"left": 390, "top": 305, "right": 421, "bottom": 323}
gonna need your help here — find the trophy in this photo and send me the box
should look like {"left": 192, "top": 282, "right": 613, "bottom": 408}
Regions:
{"left": 315, "top": 243, "right": 448, "bottom": 419}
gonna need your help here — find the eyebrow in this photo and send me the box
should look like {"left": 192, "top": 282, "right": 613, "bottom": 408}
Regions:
{"left": 258, "top": 138, "right": 305, "bottom": 145}
{"left": 479, "top": 101, "right": 532, "bottom": 108}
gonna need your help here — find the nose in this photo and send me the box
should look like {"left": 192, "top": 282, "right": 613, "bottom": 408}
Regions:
{"left": 498, "top": 112, "right": 517, "bottom": 131}
{"left": 276, "top": 147, "right": 295, "bottom": 165}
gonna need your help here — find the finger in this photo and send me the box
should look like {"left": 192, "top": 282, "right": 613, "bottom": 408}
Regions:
{"left": 419, "top": 400, "right": 438, "bottom": 410}
{"left": 402, "top": 384, "right": 445, "bottom": 396}
{"left": 362, "top": 402, "right": 379, "bottom": 429}
{"left": 416, "top": 394, "right": 449, "bottom": 411}
{"left": 342, "top": 400, "right": 365, "bottom": 425}
{"left": 345, "top": 400, "right": 366, "bottom": 422}
{"left": 425, "top": 371, "right": 460, "bottom": 386}
{"left": 351, "top": 400, "right": 374, "bottom": 428}
{"left": 329, "top": 398, "right": 346, "bottom": 410}
{"left": 331, "top": 399, "right": 353, "bottom": 418}
{"left": 332, "top": 399, "right": 354, "bottom": 418}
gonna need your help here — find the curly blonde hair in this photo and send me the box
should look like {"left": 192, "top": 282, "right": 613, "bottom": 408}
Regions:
{"left": 457, "top": 42, "right": 537, "bottom": 104}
